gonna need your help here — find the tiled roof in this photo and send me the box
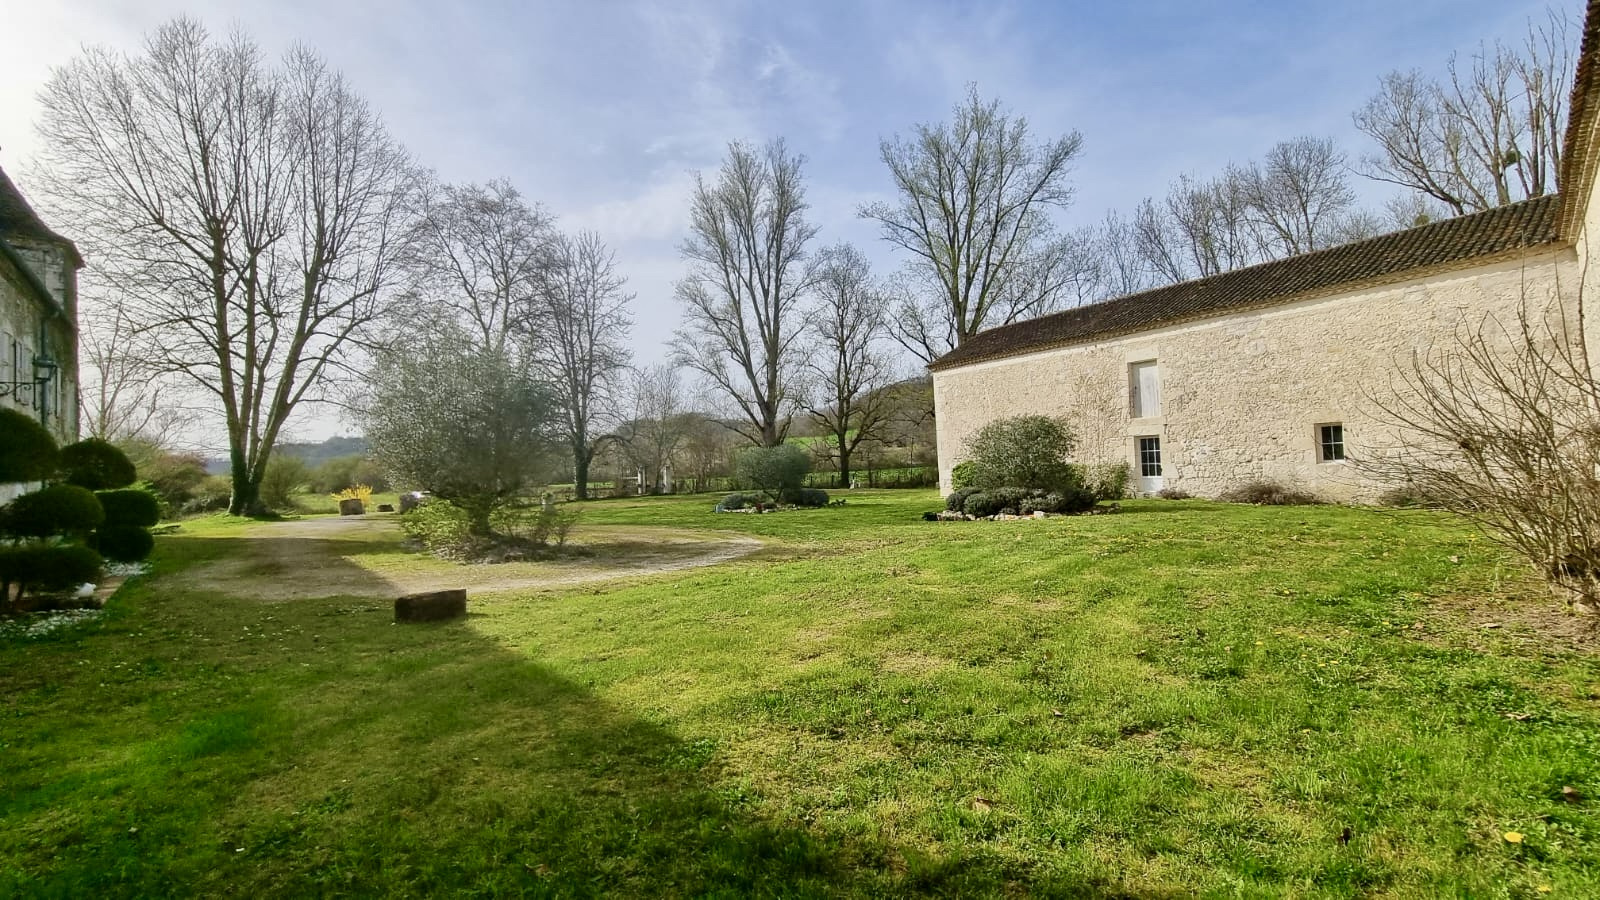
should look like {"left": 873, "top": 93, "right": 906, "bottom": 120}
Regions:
{"left": 1558, "top": 0, "right": 1600, "bottom": 240}
{"left": 0, "top": 165, "right": 80, "bottom": 266}
{"left": 929, "top": 193, "right": 1563, "bottom": 372}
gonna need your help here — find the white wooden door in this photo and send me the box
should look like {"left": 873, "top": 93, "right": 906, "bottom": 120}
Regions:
{"left": 1131, "top": 361, "right": 1161, "bottom": 418}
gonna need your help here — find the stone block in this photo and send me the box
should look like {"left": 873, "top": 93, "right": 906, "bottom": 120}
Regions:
{"left": 377, "top": 503, "right": 395, "bottom": 512}
{"left": 395, "top": 589, "right": 467, "bottom": 623}
{"left": 339, "top": 498, "right": 365, "bottom": 516}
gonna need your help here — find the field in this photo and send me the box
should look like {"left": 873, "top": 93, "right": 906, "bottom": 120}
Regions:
{"left": 2, "top": 491, "right": 1598, "bottom": 896}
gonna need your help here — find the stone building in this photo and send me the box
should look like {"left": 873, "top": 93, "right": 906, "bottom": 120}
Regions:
{"left": 0, "top": 164, "right": 81, "bottom": 461}
{"left": 930, "top": 1, "right": 1600, "bottom": 503}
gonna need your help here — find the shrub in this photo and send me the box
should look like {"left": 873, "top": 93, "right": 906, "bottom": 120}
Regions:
{"left": 180, "top": 475, "right": 233, "bottom": 516}
{"left": 1079, "top": 461, "right": 1130, "bottom": 501}
{"left": 967, "top": 415, "right": 1078, "bottom": 492}
{"left": 0, "top": 408, "right": 58, "bottom": 484}
{"left": 717, "top": 492, "right": 766, "bottom": 512}
{"left": 97, "top": 525, "right": 155, "bottom": 563}
{"left": 4, "top": 485, "right": 105, "bottom": 538}
{"left": 0, "top": 543, "right": 103, "bottom": 600}
{"left": 1218, "top": 479, "right": 1322, "bottom": 506}
{"left": 945, "top": 487, "right": 981, "bottom": 512}
{"left": 963, "top": 487, "right": 1030, "bottom": 518}
{"left": 950, "top": 460, "right": 978, "bottom": 492}
{"left": 1156, "top": 487, "right": 1195, "bottom": 500}
{"left": 399, "top": 500, "right": 472, "bottom": 550}
{"left": 332, "top": 484, "right": 374, "bottom": 503}
{"left": 735, "top": 445, "right": 811, "bottom": 503}
{"left": 260, "top": 455, "right": 310, "bottom": 510}
{"left": 97, "top": 488, "right": 161, "bottom": 528}
{"left": 58, "top": 438, "right": 137, "bottom": 490}
{"left": 792, "top": 488, "right": 830, "bottom": 508}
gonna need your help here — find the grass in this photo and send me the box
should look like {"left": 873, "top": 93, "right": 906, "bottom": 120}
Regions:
{"left": 3, "top": 491, "right": 1599, "bottom": 896}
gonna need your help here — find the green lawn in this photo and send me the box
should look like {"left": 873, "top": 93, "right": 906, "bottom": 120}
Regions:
{"left": 3, "top": 492, "right": 1598, "bottom": 896}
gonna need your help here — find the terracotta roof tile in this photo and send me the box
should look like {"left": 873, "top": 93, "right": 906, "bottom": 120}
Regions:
{"left": 929, "top": 193, "right": 1562, "bottom": 371}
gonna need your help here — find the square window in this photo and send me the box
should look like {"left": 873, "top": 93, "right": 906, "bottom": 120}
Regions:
{"left": 1318, "top": 423, "right": 1346, "bottom": 462}
{"left": 1138, "top": 436, "right": 1163, "bottom": 477}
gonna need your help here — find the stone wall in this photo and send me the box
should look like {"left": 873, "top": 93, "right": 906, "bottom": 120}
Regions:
{"left": 933, "top": 248, "right": 1575, "bottom": 503}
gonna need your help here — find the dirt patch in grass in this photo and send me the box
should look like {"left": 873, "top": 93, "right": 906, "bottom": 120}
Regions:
{"left": 171, "top": 514, "right": 764, "bottom": 602}
{"left": 1421, "top": 579, "right": 1600, "bottom": 655}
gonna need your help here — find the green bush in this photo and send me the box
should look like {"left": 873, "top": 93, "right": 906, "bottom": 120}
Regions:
{"left": 967, "top": 415, "right": 1078, "bottom": 492}
{"left": 398, "top": 500, "right": 472, "bottom": 550}
{"left": 97, "top": 525, "right": 155, "bottom": 563}
{"left": 59, "top": 438, "right": 137, "bottom": 490}
{"left": 950, "top": 461, "right": 978, "bottom": 492}
{"left": 4, "top": 485, "right": 105, "bottom": 538}
{"left": 735, "top": 445, "right": 811, "bottom": 503}
{"left": 962, "top": 485, "right": 1097, "bottom": 518}
{"left": 97, "top": 488, "right": 161, "bottom": 527}
{"left": 792, "top": 488, "right": 830, "bottom": 508}
{"left": 1156, "top": 487, "right": 1195, "bottom": 500}
{"left": 0, "top": 543, "right": 103, "bottom": 598}
{"left": 945, "top": 487, "right": 981, "bottom": 512}
{"left": 1218, "top": 480, "right": 1322, "bottom": 506}
{"left": 0, "top": 408, "right": 59, "bottom": 484}
{"left": 716, "top": 492, "right": 766, "bottom": 511}
{"left": 260, "top": 455, "right": 310, "bottom": 510}
{"left": 180, "top": 475, "right": 233, "bottom": 516}
{"left": 1079, "top": 461, "right": 1130, "bottom": 502}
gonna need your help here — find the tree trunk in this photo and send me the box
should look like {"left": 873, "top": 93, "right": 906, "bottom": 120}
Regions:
{"left": 573, "top": 444, "right": 591, "bottom": 502}
{"left": 838, "top": 445, "right": 852, "bottom": 488}
{"left": 228, "top": 464, "right": 263, "bottom": 517}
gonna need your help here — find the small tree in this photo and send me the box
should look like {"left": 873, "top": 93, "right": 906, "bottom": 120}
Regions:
{"left": 965, "top": 415, "right": 1079, "bottom": 492}
{"left": 735, "top": 445, "right": 811, "bottom": 504}
{"left": 259, "top": 455, "right": 311, "bottom": 511}
{"left": 363, "top": 329, "right": 559, "bottom": 536}
{"left": 1365, "top": 292, "right": 1600, "bottom": 620}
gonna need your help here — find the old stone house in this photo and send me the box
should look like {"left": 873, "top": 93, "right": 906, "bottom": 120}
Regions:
{"left": 0, "top": 165, "right": 81, "bottom": 500}
{"left": 931, "top": 1, "right": 1600, "bottom": 503}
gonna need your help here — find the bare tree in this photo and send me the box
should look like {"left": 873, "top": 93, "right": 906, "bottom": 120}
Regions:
{"left": 1134, "top": 173, "right": 1262, "bottom": 283}
{"left": 862, "top": 87, "right": 1084, "bottom": 362}
{"left": 1353, "top": 10, "right": 1574, "bottom": 215}
{"left": 619, "top": 364, "right": 686, "bottom": 494}
{"left": 407, "top": 178, "right": 554, "bottom": 354}
{"left": 1085, "top": 211, "right": 1154, "bottom": 301}
{"left": 672, "top": 139, "right": 815, "bottom": 447}
{"left": 1238, "top": 137, "right": 1358, "bottom": 256}
{"left": 1365, "top": 286, "right": 1600, "bottom": 620}
{"left": 37, "top": 20, "right": 418, "bottom": 514}
{"left": 77, "top": 301, "right": 198, "bottom": 443}
{"left": 801, "top": 245, "right": 894, "bottom": 487}
{"left": 532, "top": 231, "right": 632, "bottom": 500}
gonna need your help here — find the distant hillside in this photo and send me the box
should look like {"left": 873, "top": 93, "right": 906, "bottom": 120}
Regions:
{"left": 205, "top": 435, "right": 369, "bottom": 475}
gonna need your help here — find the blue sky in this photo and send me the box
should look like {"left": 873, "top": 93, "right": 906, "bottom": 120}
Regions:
{"left": 0, "top": 0, "right": 1569, "bottom": 441}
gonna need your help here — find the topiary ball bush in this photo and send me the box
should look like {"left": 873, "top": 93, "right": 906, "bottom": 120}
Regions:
{"left": 97, "top": 525, "right": 155, "bottom": 563}
{"left": 97, "top": 488, "right": 161, "bottom": 528}
{"left": 0, "top": 543, "right": 103, "bottom": 595}
{"left": 0, "top": 408, "right": 59, "bottom": 485}
{"left": 59, "top": 438, "right": 138, "bottom": 490}
{"left": 4, "top": 484, "right": 105, "bottom": 538}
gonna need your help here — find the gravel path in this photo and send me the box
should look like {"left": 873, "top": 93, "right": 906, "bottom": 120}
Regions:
{"left": 176, "top": 514, "right": 763, "bottom": 602}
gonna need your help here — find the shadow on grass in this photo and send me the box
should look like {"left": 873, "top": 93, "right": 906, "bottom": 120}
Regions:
{"left": 2, "top": 528, "right": 1183, "bottom": 898}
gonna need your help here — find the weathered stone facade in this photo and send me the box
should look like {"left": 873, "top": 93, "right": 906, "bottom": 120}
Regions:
{"left": 1, "top": 166, "right": 82, "bottom": 503}
{"left": 933, "top": 249, "right": 1575, "bottom": 502}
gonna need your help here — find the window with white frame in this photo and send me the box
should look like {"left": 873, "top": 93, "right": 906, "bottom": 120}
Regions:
{"left": 1137, "top": 436, "right": 1163, "bottom": 476}
{"left": 1129, "top": 360, "right": 1160, "bottom": 418}
{"left": 1317, "top": 423, "right": 1346, "bottom": 462}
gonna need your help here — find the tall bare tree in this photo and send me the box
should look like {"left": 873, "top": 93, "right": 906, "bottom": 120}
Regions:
{"left": 672, "top": 139, "right": 815, "bottom": 447}
{"left": 407, "top": 179, "right": 553, "bottom": 355}
{"left": 619, "top": 363, "right": 685, "bottom": 494}
{"left": 801, "top": 245, "right": 894, "bottom": 487}
{"left": 77, "top": 301, "right": 198, "bottom": 443}
{"left": 1238, "top": 136, "right": 1358, "bottom": 256}
{"left": 532, "top": 231, "right": 633, "bottom": 500}
{"left": 37, "top": 20, "right": 418, "bottom": 513}
{"left": 861, "top": 87, "right": 1084, "bottom": 362}
{"left": 1353, "top": 10, "right": 1573, "bottom": 215}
